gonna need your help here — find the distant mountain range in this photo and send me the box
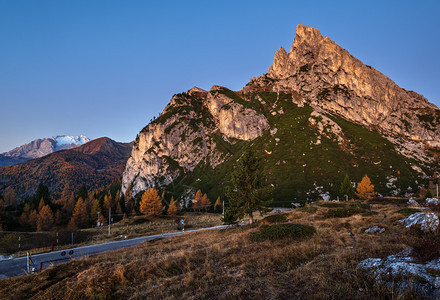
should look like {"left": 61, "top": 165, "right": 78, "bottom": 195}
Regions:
{"left": 0, "top": 137, "right": 132, "bottom": 198}
{"left": 0, "top": 135, "right": 90, "bottom": 167}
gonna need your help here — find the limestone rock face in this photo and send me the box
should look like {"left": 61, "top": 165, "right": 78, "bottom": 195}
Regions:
{"left": 121, "top": 88, "right": 269, "bottom": 196}
{"left": 264, "top": 24, "right": 440, "bottom": 145}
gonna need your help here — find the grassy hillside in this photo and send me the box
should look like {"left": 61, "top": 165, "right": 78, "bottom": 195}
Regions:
{"left": 163, "top": 88, "right": 423, "bottom": 206}
{"left": 1, "top": 200, "right": 434, "bottom": 299}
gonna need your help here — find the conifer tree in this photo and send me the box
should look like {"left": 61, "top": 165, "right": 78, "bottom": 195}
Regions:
{"left": 62, "top": 191, "right": 76, "bottom": 215}
{"left": 3, "top": 186, "right": 16, "bottom": 209}
{"left": 214, "top": 197, "right": 222, "bottom": 212}
{"left": 37, "top": 205, "right": 54, "bottom": 231}
{"left": 201, "top": 193, "right": 210, "bottom": 212}
{"left": 356, "top": 175, "right": 376, "bottom": 200}
{"left": 55, "top": 209, "right": 63, "bottom": 225}
{"left": 116, "top": 201, "right": 122, "bottom": 215}
{"left": 38, "top": 197, "right": 45, "bottom": 212}
{"left": 125, "top": 187, "right": 134, "bottom": 215}
{"left": 103, "top": 194, "right": 113, "bottom": 215}
{"left": 139, "top": 188, "right": 162, "bottom": 216}
{"left": 20, "top": 203, "right": 32, "bottom": 227}
{"left": 168, "top": 197, "right": 178, "bottom": 216}
{"left": 340, "top": 174, "right": 354, "bottom": 201}
{"left": 69, "top": 197, "right": 88, "bottom": 229}
{"left": 193, "top": 190, "right": 203, "bottom": 212}
{"left": 90, "top": 199, "right": 101, "bottom": 222}
{"left": 28, "top": 209, "right": 39, "bottom": 229}
{"left": 225, "top": 149, "right": 273, "bottom": 224}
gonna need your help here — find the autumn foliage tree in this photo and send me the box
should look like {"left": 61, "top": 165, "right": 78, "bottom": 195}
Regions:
{"left": 69, "top": 197, "right": 89, "bottom": 229}
{"left": 139, "top": 188, "right": 162, "bottom": 217}
{"left": 214, "top": 197, "right": 222, "bottom": 212}
{"left": 168, "top": 196, "right": 179, "bottom": 216}
{"left": 193, "top": 190, "right": 203, "bottom": 212}
{"left": 90, "top": 199, "right": 101, "bottom": 223}
{"left": 201, "top": 193, "right": 210, "bottom": 212}
{"left": 356, "top": 174, "right": 376, "bottom": 200}
{"left": 37, "top": 205, "right": 54, "bottom": 231}
{"left": 3, "top": 186, "right": 16, "bottom": 209}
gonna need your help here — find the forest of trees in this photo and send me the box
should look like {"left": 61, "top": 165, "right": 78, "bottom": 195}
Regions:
{"left": 0, "top": 179, "right": 225, "bottom": 232}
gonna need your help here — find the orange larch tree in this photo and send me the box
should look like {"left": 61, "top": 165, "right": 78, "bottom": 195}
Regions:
{"left": 193, "top": 190, "right": 203, "bottom": 212}
{"left": 356, "top": 174, "right": 376, "bottom": 200}
{"left": 168, "top": 196, "right": 179, "bottom": 216}
{"left": 37, "top": 205, "right": 54, "bottom": 231}
{"left": 139, "top": 188, "right": 162, "bottom": 217}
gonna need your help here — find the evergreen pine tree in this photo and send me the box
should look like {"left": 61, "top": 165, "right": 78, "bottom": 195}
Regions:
{"left": 225, "top": 149, "right": 273, "bottom": 224}
{"left": 339, "top": 174, "right": 354, "bottom": 201}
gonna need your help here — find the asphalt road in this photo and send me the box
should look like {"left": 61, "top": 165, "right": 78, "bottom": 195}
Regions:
{"left": 0, "top": 225, "right": 227, "bottom": 279}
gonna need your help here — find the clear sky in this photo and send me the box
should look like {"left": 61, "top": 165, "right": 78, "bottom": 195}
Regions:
{"left": 1, "top": 0, "right": 439, "bottom": 153}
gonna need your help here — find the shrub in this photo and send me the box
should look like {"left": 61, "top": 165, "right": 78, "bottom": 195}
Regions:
{"left": 325, "top": 207, "right": 367, "bottom": 218}
{"left": 298, "top": 206, "right": 317, "bottom": 213}
{"left": 319, "top": 202, "right": 346, "bottom": 208}
{"left": 249, "top": 224, "right": 316, "bottom": 242}
{"left": 396, "top": 208, "right": 421, "bottom": 216}
{"left": 261, "top": 214, "right": 287, "bottom": 224}
{"left": 367, "top": 197, "right": 408, "bottom": 205}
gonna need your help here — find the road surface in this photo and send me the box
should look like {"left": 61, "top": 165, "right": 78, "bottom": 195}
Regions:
{"left": 0, "top": 225, "right": 227, "bottom": 279}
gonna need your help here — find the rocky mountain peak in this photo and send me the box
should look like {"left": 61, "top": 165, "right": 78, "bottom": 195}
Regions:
{"left": 290, "top": 24, "right": 324, "bottom": 52}
{"left": 263, "top": 24, "right": 440, "bottom": 148}
{"left": 121, "top": 24, "right": 440, "bottom": 202}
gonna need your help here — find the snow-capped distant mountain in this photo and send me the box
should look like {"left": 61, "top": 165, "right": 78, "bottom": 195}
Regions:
{"left": 1, "top": 135, "right": 90, "bottom": 166}
{"left": 52, "top": 135, "right": 90, "bottom": 150}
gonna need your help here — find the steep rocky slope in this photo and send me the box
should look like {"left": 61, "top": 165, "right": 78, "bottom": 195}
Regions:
{"left": 0, "top": 137, "right": 132, "bottom": 198}
{"left": 122, "top": 25, "right": 439, "bottom": 204}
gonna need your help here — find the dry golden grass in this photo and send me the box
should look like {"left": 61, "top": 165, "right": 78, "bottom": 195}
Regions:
{"left": 0, "top": 201, "right": 436, "bottom": 299}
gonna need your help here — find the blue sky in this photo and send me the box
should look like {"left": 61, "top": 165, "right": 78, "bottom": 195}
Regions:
{"left": 0, "top": 0, "right": 439, "bottom": 152}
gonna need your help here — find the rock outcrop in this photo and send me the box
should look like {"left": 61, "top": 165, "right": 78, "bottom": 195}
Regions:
{"left": 249, "top": 24, "right": 440, "bottom": 156}
{"left": 399, "top": 212, "right": 439, "bottom": 233}
{"left": 358, "top": 249, "right": 440, "bottom": 298}
{"left": 121, "top": 88, "right": 269, "bottom": 196}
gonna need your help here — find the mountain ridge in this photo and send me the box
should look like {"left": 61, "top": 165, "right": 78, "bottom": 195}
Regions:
{"left": 0, "top": 137, "right": 132, "bottom": 198}
{"left": 0, "top": 135, "right": 90, "bottom": 167}
{"left": 118, "top": 24, "right": 439, "bottom": 203}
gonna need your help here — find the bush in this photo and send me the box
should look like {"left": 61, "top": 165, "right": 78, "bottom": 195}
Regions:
{"left": 325, "top": 207, "right": 367, "bottom": 218}
{"left": 298, "top": 206, "right": 317, "bottom": 213}
{"left": 261, "top": 214, "right": 287, "bottom": 224}
{"left": 319, "top": 202, "right": 346, "bottom": 208}
{"left": 396, "top": 208, "right": 421, "bottom": 216}
{"left": 367, "top": 197, "right": 408, "bottom": 205}
{"left": 249, "top": 224, "right": 316, "bottom": 242}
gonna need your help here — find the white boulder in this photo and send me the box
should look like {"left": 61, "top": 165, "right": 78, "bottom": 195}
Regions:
{"left": 399, "top": 212, "right": 439, "bottom": 233}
